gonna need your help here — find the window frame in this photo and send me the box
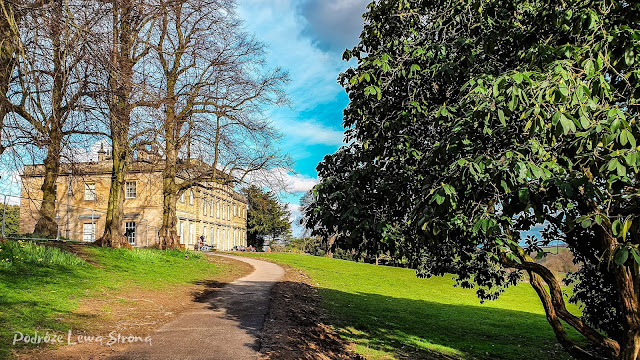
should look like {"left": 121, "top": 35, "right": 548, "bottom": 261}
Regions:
{"left": 125, "top": 221, "right": 136, "bottom": 245}
{"left": 125, "top": 181, "right": 137, "bottom": 199}
{"left": 84, "top": 182, "right": 96, "bottom": 201}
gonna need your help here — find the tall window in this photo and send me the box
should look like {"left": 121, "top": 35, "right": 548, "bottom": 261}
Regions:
{"left": 228, "top": 203, "right": 231, "bottom": 220}
{"left": 203, "top": 200, "right": 207, "bottom": 216}
{"left": 189, "top": 223, "right": 194, "bottom": 244}
{"left": 84, "top": 183, "right": 96, "bottom": 201}
{"left": 179, "top": 221, "right": 184, "bottom": 244}
{"left": 189, "top": 190, "right": 194, "bottom": 205}
{"left": 125, "top": 181, "right": 136, "bottom": 199}
{"left": 125, "top": 222, "right": 136, "bottom": 245}
{"left": 234, "top": 204, "right": 237, "bottom": 217}
{"left": 216, "top": 228, "right": 220, "bottom": 248}
{"left": 82, "top": 223, "right": 96, "bottom": 242}
{"left": 203, "top": 226, "right": 207, "bottom": 243}
{"left": 210, "top": 227, "right": 214, "bottom": 246}
{"left": 217, "top": 202, "right": 220, "bottom": 218}
{"left": 222, "top": 204, "right": 225, "bottom": 220}
{"left": 180, "top": 192, "right": 185, "bottom": 203}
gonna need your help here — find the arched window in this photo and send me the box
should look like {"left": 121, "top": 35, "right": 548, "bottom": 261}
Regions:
{"left": 189, "top": 190, "right": 194, "bottom": 205}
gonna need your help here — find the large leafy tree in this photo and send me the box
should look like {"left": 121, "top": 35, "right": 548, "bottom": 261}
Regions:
{"left": 243, "top": 185, "right": 291, "bottom": 249}
{"left": 306, "top": 1, "right": 640, "bottom": 359}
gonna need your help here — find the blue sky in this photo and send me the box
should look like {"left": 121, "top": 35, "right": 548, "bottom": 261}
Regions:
{"left": 236, "top": 0, "right": 369, "bottom": 235}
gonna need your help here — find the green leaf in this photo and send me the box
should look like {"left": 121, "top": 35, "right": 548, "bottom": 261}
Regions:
{"left": 631, "top": 248, "right": 640, "bottom": 265}
{"left": 513, "top": 73, "right": 523, "bottom": 84}
{"left": 612, "top": 219, "right": 621, "bottom": 236}
{"left": 622, "top": 218, "right": 632, "bottom": 241}
{"left": 625, "top": 47, "right": 635, "bottom": 66}
{"left": 581, "top": 218, "right": 592, "bottom": 228}
{"left": 595, "top": 215, "right": 602, "bottom": 225}
{"left": 559, "top": 86, "right": 569, "bottom": 97}
{"left": 498, "top": 109, "right": 506, "bottom": 126}
{"left": 614, "top": 247, "right": 629, "bottom": 266}
{"left": 518, "top": 188, "right": 529, "bottom": 203}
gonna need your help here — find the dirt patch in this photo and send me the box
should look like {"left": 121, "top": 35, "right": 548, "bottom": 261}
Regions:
{"left": 14, "top": 254, "right": 253, "bottom": 360}
{"left": 259, "top": 264, "right": 363, "bottom": 360}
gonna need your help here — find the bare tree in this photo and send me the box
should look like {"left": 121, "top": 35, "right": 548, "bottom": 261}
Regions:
{"left": 94, "top": 0, "right": 159, "bottom": 248}
{"left": 2, "top": 1, "right": 101, "bottom": 237}
{"left": 0, "top": 0, "right": 24, "bottom": 156}
{"left": 151, "top": 0, "right": 289, "bottom": 249}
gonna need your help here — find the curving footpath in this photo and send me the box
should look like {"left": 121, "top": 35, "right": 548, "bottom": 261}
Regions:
{"left": 109, "top": 254, "right": 284, "bottom": 360}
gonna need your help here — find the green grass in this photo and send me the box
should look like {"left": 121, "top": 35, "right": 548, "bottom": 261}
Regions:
{"left": 0, "top": 240, "right": 230, "bottom": 358}
{"left": 241, "top": 253, "right": 582, "bottom": 360}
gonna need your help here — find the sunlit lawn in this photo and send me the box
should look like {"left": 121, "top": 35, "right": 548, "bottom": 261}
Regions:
{"left": 0, "top": 241, "right": 235, "bottom": 358}
{"left": 241, "top": 252, "right": 581, "bottom": 359}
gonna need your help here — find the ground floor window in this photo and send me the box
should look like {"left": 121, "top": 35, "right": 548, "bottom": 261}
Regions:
{"left": 82, "top": 223, "right": 95, "bottom": 242}
{"left": 189, "top": 223, "right": 194, "bottom": 244}
{"left": 179, "top": 221, "right": 184, "bottom": 244}
{"left": 125, "top": 221, "right": 136, "bottom": 245}
{"left": 210, "top": 227, "right": 214, "bottom": 246}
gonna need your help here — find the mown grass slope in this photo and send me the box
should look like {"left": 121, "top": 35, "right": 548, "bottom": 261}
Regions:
{"left": 242, "top": 252, "right": 582, "bottom": 360}
{"left": 0, "top": 240, "right": 232, "bottom": 358}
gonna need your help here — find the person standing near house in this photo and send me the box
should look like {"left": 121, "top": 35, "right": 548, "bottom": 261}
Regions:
{"left": 198, "top": 234, "right": 205, "bottom": 251}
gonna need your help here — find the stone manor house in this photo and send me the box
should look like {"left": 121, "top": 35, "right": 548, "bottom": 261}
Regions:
{"left": 19, "top": 145, "right": 247, "bottom": 250}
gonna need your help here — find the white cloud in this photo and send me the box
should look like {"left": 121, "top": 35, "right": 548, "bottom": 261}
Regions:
{"left": 275, "top": 168, "right": 318, "bottom": 193}
{"left": 283, "top": 119, "right": 345, "bottom": 146}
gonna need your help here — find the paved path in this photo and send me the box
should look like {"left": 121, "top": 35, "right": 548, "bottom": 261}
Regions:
{"left": 110, "top": 254, "right": 284, "bottom": 360}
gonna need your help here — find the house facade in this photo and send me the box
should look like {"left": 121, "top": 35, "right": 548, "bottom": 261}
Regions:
{"left": 19, "top": 149, "right": 247, "bottom": 250}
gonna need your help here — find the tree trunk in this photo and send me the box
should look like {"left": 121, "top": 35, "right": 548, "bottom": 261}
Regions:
{"left": 97, "top": 0, "right": 134, "bottom": 248}
{"left": 33, "top": 0, "right": 64, "bottom": 238}
{"left": 96, "top": 146, "right": 130, "bottom": 248}
{"left": 158, "top": 153, "right": 179, "bottom": 249}
{"left": 33, "top": 139, "right": 61, "bottom": 237}
{"left": 615, "top": 265, "right": 640, "bottom": 360}
{"left": 0, "top": 0, "right": 16, "bottom": 155}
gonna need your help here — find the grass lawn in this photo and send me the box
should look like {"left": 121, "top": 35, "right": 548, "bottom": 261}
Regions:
{"left": 0, "top": 240, "right": 238, "bottom": 358}
{"left": 240, "top": 252, "right": 582, "bottom": 360}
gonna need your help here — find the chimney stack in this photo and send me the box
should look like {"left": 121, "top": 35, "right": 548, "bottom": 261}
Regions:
{"left": 97, "top": 143, "right": 106, "bottom": 162}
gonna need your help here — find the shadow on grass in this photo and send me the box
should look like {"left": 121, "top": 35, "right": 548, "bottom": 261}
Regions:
{"left": 315, "top": 287, "right": 574, "bottom": 360}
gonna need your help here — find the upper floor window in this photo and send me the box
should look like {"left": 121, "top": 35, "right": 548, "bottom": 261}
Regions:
{"left": 180, "top": 192, "right": 185, "bottom": 203}
{"left": 217, "top": 202, "right": 220, "bottom": 218}
{"left": 189, "top": 190, "right": 194, "bottom": 205}
{"left": 84, "top": 183, "right": 96, "bottom": 201}
{"left": 125, "top": 181, "right": 136, "bottom": 199}
{"left": 203, "top": 200, "right": 207, "bottom": 216}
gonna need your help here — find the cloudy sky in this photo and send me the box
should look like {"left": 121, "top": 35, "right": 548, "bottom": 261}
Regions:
{"left": 236, "top": 0, "right": 369, "bottom": 235}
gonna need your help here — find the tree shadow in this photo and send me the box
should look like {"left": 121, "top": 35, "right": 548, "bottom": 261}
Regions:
{"left": 315, "top": 287, "right": 575, "bottom": 360}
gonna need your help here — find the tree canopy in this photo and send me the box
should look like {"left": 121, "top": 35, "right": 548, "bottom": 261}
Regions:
{"left": 306, "top": 1, "right": 640, "bottom": 359}
{"left": 243, "top": 185, "right": 291, "bottom": 249}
